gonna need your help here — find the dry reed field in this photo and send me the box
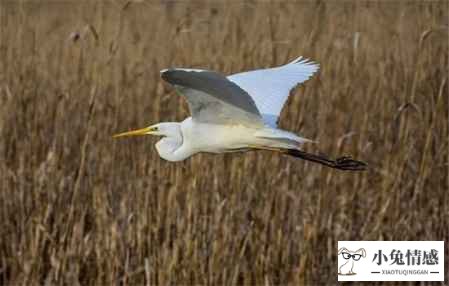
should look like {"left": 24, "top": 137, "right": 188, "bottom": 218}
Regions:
{"left": 0, "top": 1, "right": 448, "bottom": 285}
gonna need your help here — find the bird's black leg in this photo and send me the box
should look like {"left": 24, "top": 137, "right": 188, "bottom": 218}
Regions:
{"left": 285, "top": 149, "right": 367, "bottom": 171}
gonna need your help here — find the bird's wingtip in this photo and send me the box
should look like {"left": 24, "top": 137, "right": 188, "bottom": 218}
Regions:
{"left": 288, "top": 56, "right": 319, "bottom": 69}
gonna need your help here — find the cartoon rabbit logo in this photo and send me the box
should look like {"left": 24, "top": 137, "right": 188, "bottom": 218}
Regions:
{"left": 338, "top": 247, "right": 366, "bottom": 275}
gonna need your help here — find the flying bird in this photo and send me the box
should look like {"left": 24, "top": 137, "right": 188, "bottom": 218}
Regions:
{"left": 114, "top": 57, "right": 366, "bottom": 171}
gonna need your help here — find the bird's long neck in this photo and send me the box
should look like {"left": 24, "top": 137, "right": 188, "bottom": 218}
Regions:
{"left": 155, "top": 138, "right": 181, "bottom": 161}
{"left": 154, "top": 123, "right": 188, "bottom": 161}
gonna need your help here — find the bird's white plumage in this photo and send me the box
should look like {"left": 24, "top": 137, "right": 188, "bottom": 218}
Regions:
{"left": 228, "top": 56, "right": 319, "bottom": 126}
{"left": 154, "top": 58, "right": 319, "bottom": 160}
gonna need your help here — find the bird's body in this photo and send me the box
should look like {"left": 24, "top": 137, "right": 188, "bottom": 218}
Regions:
{"left": 156, "top": 117, "right": 306, "bottom": 161}
{"left": 114, "top": 56, "right": 367, "bottom": 171}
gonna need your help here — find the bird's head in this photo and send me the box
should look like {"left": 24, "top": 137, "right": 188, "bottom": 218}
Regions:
{"left": 113, "top": 122, "right": 185, "bottom": 161}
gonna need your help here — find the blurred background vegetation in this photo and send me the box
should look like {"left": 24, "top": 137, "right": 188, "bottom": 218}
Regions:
{"left": 0, "top": 1, "right": 447, "bottom": 285}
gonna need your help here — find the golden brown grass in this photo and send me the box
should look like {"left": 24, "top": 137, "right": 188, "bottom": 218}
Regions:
{"left": 0, "top": 1, "right": 447, "bottom": 285}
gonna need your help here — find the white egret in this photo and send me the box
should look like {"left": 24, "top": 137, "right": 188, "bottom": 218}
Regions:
{"left": 114, "top": 57, "right": 366, "bottom": 171}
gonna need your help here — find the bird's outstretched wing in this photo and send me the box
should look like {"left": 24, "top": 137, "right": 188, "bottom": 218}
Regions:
{"left": 161, "top": 69, "right": 264, "bottom": 127}
{"left": 227, "top": 57, "right": 319, "bottom": 127}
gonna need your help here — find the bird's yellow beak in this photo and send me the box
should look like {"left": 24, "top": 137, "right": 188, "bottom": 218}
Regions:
{"left": 113, "top": 126, "right": 156, "bottom": 138}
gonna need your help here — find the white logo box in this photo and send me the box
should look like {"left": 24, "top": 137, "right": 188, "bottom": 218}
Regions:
{"left": 337, "top": 241, "right": 444, "bottom": 281}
